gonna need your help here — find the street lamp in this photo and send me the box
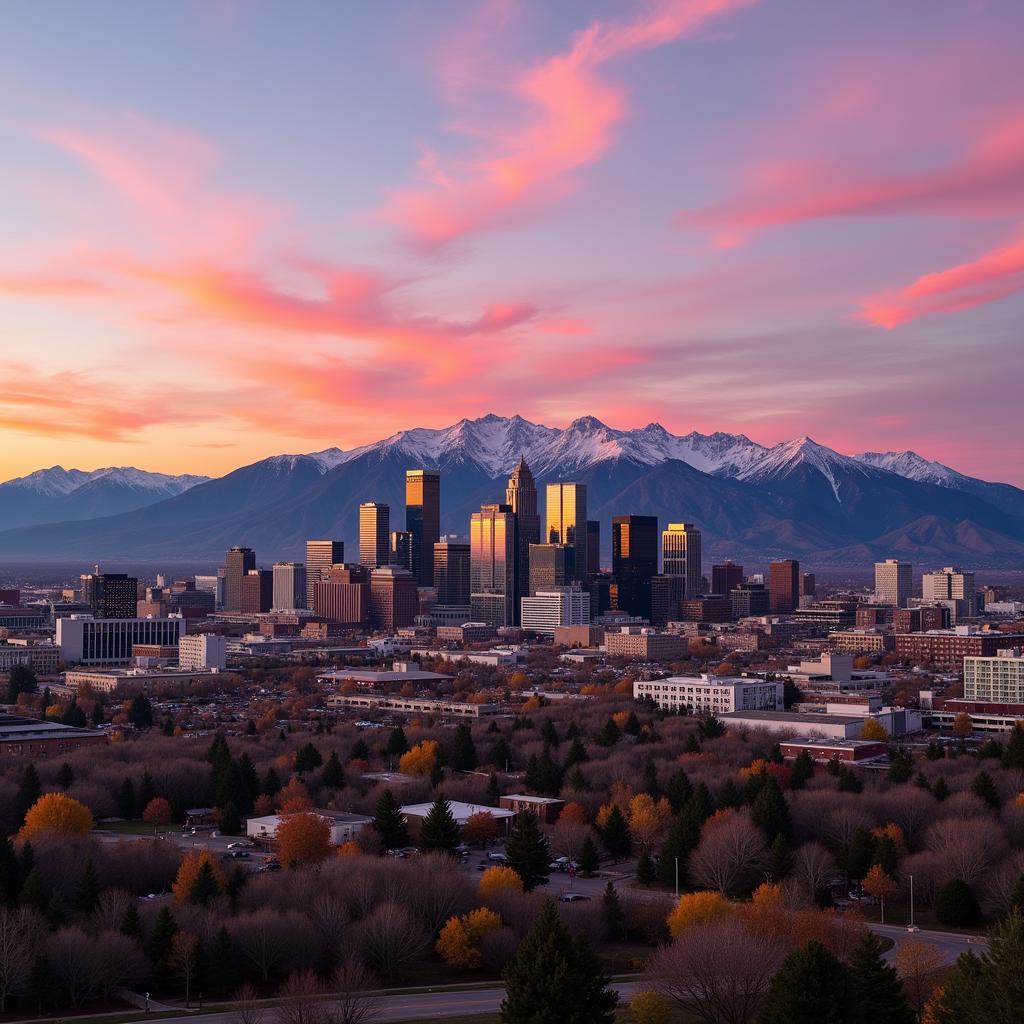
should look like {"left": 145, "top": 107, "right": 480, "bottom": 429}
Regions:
{"left": 908, "top": 873, "right": 918, "bottom": 932}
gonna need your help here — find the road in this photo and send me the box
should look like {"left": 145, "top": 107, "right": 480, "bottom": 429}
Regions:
{"left": 870, "top": 922, "right": 987, "bottom": 965}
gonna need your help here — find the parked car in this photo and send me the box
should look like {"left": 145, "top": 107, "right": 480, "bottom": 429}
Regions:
{"left": 558, "top": 893, "right": 591, "bottom": 903}
{"left": 487, "top": 851, "right": 510, "bottom": 863}
{"left": 227, "top": 841, "right": 253, "bottom": 849}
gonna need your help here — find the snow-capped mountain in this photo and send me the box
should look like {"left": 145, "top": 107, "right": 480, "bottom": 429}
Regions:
{"left": 854, "top": 450, "right": 968, "bottom": 487}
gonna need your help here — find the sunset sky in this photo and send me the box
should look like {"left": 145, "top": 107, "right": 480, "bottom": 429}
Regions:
{"left": 1, "top": 0, "right": 1022, "bottom": 484}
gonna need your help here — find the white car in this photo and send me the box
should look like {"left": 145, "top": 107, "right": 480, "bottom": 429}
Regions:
{"left": 227, "top": 840, "right": 253, "bottom": 849}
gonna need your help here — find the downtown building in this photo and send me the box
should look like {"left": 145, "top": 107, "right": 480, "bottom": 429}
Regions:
{"left": 634, "top": 675, "right": 784, "bottom": 715}
{"left": 224, "top": 547, "right": 255, "bottom": 612}
{"left": 57, "top": 615, "right": 186, "bottom": 664}
{"left": 520, "top": 586, "right": 590, "bottom": 637}
{"left": 612, "top": 515, "right": 658, "bottom": 621}
{"left": 406, "top": 470, "right": 440, "bottom": 586}
{"left": 506, "top": 458, "right": 540, "bottom": 614}
{"left": 662, "top": 523, "right": 702, "bottom": 598}
{"left": 875, "top": 559, "right": 913, "bottom": 608}
{"left": 311, "top": 565, "right": 370, "bottom": 625}
{"left": 272, "top": 562, "right": 307, "bottom": 611}
{"left": 470, "top": 503, "right": 516, "bottom": 627}
{"left": 359, "top": 502, "right": 391, "bottom": 568}
{"left": 80, "top": 573, "right": 138, "bottom": 619}
{"left": 305, "top": 540, "right": 345, "bottom": 607}
{"left": 769, "top": 559, "right": 800, "bottom": 614}
{"left": 546, "top": 482, "right": 588, "bottom": 582}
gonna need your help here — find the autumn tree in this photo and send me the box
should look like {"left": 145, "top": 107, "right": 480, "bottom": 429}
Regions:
{"left": 862, "top": 864, "right": 899, "bottom": 925}
{"left": 479, "top": 866, "right": 524, "bottom": 902}
{"left": 172, "top": 848, "right": 227, "bottom": 905}
{"left": 143, "top": 796, "right": 173, "bottom": 834}
{"left": 628, "top": 793, "right": 671, "bottom": 850}
{"left": 895, "top": 939, "right": 944, "bottom": 1021}
{"left": 399, "top": 739, "right": 439, "bottom": 777}
{"left": 169, "top": 931, "right": 200, "bottom": 1007}
{"left": 436, "top": 907, "right": 502, "bottom": 970}
{"left": 277, "top": 812, "right": 332, "bottom": 868}
{"left": 464, "top": 810, "right": 499, "bottom": 847}
{"left": 861, "top": 719, "right": 889, "bottom": 741}
{"left": 20, "top": 793, "right": 93, "bottom": 839}
{"left": 666, "top": 890, "right": 731, "bottom": 938}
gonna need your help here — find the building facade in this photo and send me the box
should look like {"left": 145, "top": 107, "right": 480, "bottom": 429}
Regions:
{"left": 406, "top": 469, "right": 440, "bottom": 586}
{"left": 224, "top": 547, "right": 255, "bottom": 612}
{"left": 545, "top": 482, "right": 588, "bottom": 582}
{"left": 369, "top": 566, "right": 419, "bottom": 629}
{"left": 612, "top": 515, "right": 658, "bottom": 621}
{"left": 662, "top": 523, "right": 702, "bottom": 598}
{"left": 520, "top": 587, "right": 590, "bottom": 637}
{"left": 178, "top": 633, "right": 227, "bottom": 670}
{"left": 875, "top": 559, "right": 913, "bottom": 608}
{"left": 964, "top": 649, "right": 1024, "bottom": 702}
{"left": 634, "top": 675, "right": 784, "bottom": 714}
{"left": 359, "top": 502, "right": 391, "bottom": 568}
{"left": 272, "top": 562, "right": 307, "bottom": 611}
{"left": 305, "top": 540, "right": 344, "bottom": 606}
{"left": 470, "top": 503, "right": 516, "bottom": 627}
{"left": 57, "top": 616, "right": 186, "bottom": 664}
{"left": 769, "top": 560, "right": 800, "bottom": 614}
{"left": 434, "top": 541, "right": 471, "bottom": 606}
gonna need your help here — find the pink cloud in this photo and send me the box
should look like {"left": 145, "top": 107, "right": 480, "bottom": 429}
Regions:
{"left": 860, "top": 230, "right": 1024, "bottom": 327}
{"left": 0, "top": 271, "right": 107, "bottom": 296}
{"left": 379, "top": 0, "right": 756, "bottom": 250}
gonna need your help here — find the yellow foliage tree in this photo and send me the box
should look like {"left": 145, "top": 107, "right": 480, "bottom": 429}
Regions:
{"left": 276, "top": 812, "right": 332, "bottom": 868}
{"left": 399, "top": 739, "right": 439, "bottom": 777}
{"left": 860, "top": 719, "right": 889, "bottom": 741}
{"left": 478, "top": 865, "right": 524, "bottom": 902}
{"left": 739, "top": 758, "right": 770, "bottom": 781}
{"left": 436, "top": 908, "right": 502, "bottom": 970}
{"left": 172, "top": 848, "right": 227, "bottom": 905}
{"left": 871, "top": 822, "right": 906, "bottom": 853}
{"left": 627, "top": 793, "right": 671, "bottom": 848}
{"left": 629, "top": 990, "right": 671, "bottom": 1024}
{"left": 337, "top": 840, "right": 363, "bottom": 857}
{"left": 666, "top": 890, "right": 731, "bottom": 938}
{"left": 20, "top": 793, "right": 93, "bottom": 839}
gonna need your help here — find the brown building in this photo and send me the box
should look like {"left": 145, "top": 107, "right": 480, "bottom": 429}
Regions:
{"left": 131, "top": 643, "right": 180, "bottom": 660}
{"left": 856, "top": 605, "right": 894, "bottom": 628}
{"left": 711, "top": 562, "right": 743, "bottom": 596}
{"left": 650, "top": 574, "right": 684, "bottom": 627}
{"left": 434, "top": 541, "right": 471, "bottom": 606}
{"left": 779, "top": 739, "right": 886, "bottom": 763}
{"left": 369, "top": 566, "right": 419, "bottom": 630}
{"left": 312, "top": 565, "right": 370, "bottom": 625}
{"left": 437, "top": 623, "right": 497, "bottom": 644}
{"left": 224, "top": 546, "right": 256, "bottom": 612}
{"left": 554, "top": 624, "right": 605, "bottom": 648}
{"left": 301, "top": 621, "right": 347, "bottom": 640}
{"left": 240, "top": 570, "right": 273, "bottom": 614}
{"left": 681, "top": 597, "right": 733, "bottom": 623}
{"left": 769, "top": 560, "right": 800, "bottom": 614}
{"left": 0, "top": 714, "right": 107, "bottom": 758}
{"left": 499, "top": 794, "right": 565, "bottom": 824}
{"left": 827, "top": 630, "right": 895, "bottom": 653}
{"left": 894, "top": 630, "right": 1024, "bottom": 664}
{"left": 893, "top": 606, "right": 949, "bottom": 632}
{"left": 604, "top": 630, "right": 689, "bottom": 661}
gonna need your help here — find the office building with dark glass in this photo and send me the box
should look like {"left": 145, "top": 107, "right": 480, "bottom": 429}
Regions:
{"left": 612, "top": 515, "right": 658, "bottom": 620}
{"left": 406, "top": 470, "right": 440, "bottom": 586}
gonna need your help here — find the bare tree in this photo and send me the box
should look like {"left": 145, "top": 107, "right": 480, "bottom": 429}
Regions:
{"left": 924, "top": 816, "right": 1004, "bottom": 885}
{"left": 46, "top": 926, "right": 98, "bottom": 1009}
{"left": 356, "top": 902, "right": 429, "bottom": 980}
{"left": 0, "top": 908, "right": 41, "bottom": 1012}
{"left": 404, "top": 855, "right": 474, "bottom": 935}
{"left": 324, "top": 961, "right": 380, "bottom": 1024}
{"left": 230, "top": 982, "right": 267, "bottom": 1024}
{"left": 688, "top": 811, "right": 767, "bottom": 896}
{"left": 93, "top": 888, "right": 133, "bottom": 933}
{"left": 649, "top": 918, "right": 784, "bottom": 1024}
{"left": 277, "top": 971, "right": 325, "bottom": 1024}
{"left": 230, "top": 909, "right": 310, "bottom": 984}
{"left": 92, "top": 930, "right": 148, "bottom": 1001}
{"left": 791, "top": 843, "right": 835, "bottom": 905}
{"left": 170, "top": 932, "right": 201, "bottom": 1008}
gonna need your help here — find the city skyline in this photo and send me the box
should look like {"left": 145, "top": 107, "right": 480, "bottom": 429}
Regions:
{"left": 1, "top": 2, "right": 1021, "bottom": 483}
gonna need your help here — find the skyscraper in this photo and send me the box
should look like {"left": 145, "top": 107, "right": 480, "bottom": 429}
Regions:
{"left": 224, "top": 546, "right": 255, "bottom": 612}
{"left": 272, "top": 562, "right": 307, "bottom": 610}
{"left": 470, "top": 503, "right": 516, "bottom": 627}
{"left": 528, "top": 543, "right": 575, "bottom": 597}
{"left": 922, "top": 566, "right": 976, "bottom": 620}
{"left": 711, "top": 561, "right": 743, "bottom": 596}
{"left": 875, "top": 560, "right": 913, "bottom": 608}
{"left": 406, "top": 470, "right": 440, "bottom": 586}
{"left": 768, "top": 559, "right": 800, "bottom": 614}
{"left": 359, "top": 502, "right": 390, "bottom": 568}
{"left": 390, "top": 530, "right": 413, "bottom": 571}
{"left": 507, "top": 457, "right": 540, "bottom": 617}
{"left": 240, "top": 569, "right": 273, "bottom": 614}
{"left": 434, "top": 540, "right": 471, "bottom": 606}
{"left": 546, "top": 482, "right": 587, "bottom": 582}
{"left": 369, "top": 566, "right": 419, "bottom": 629}
{"left": 305, "top": 540, "right": 344, "bottom": 606}
{"left": 79, "top": 573, "right": 138, "bottom": 619}
{"left": 662, "top": 523, "right": 702, "bottom": 598}
{"left": 612, "top": 515, "right": 659, "bottom": 620}
{"left": 587, "top": 520, "right": 601, "bottom": 575}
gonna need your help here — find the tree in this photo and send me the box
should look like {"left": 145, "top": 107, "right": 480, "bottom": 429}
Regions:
{"left": 464, "top": 810, "right": 500, "bottom": 847}
{"left": 20, "top": 793, "right": 93, "bottom": 839}
{"left": 601, "top": 882, "right": 624, "bottom": 941}
{"left": 143, "top": 796, "right": 173, "bottom": 833}
{"left": 895, "top": 939, "right": 944, "bottom": 1021}
{"left": 629, "top": 990, "right": 671, "bottom": 1024}
{"left": 971, "top": 770, "right": 1001, "bottom": 811}
{"left": 399, "top": 739, "right": 438, "bottom": 777}
{"left": 577, "top": 835, "right": 600, "bottom": 876}
{"left": 628, "top": 793, "right": 671, "bottom": 849}
{"left": 147, "top": 905, "right": 178, "bottom": 976}
{"left": 599, "top": 805, "right": 632, "bottom": 862}
{"left": 862, "top": 865, "right": 898, "bottom": 924}
{"left": 6, "top": 665, "right": 38, "bottom": 704}
{"left": 294, "top": 742, "right": 323, "bottom": 773}
{"left": 1003, "top": 724, "right": 1024, "bottom": 771}
{"left": 386, "top": 726, "right": 409, "bottom": 756}
{"left": 0, "top": 907, "right": 39, "bottom": 1012}
{"left": 505, "top": 811, "right": 550, "bottom": 891}
{"left": 689, "top": 810, "right": 767, "bottom": 896}
{"left": 117, "top": 777, "right": 137, "bottom": 820}
{"left": 170, "top": 931, "right": 201, "bottom": 1007}
{"left": 73, "top": 858, "right": 101, "bottom": 916}
{"left": 451, "top": 723, "right": 479, "bottom": 772}
{"left": 127, "top": 693, "right": 154, "bottom": 729}
{"left": 436, "top": 907, "right": 502, "bottom": 970}
{"left": 479, "top": 866, "right": 524, "bottom": 902}
{"left": 750, "top": 777, "right": 791, "bottom": 842}
{"left": 277, "top": 812, "right": 332, "bottom": 868}
{"left": 636, "top": 848, "right": 656, "bottom": 884}
{"left": 15, "top": 765, "right": 41, "bottom": 825}
{"left": 757, "top": 939, "right": 850, "bottom": 1024}
{"left": 55, "top": 762, "right": 74, "bottom": 790}
{"left": 932, "top": 776, "right": 950, "bottom": 802}
{"left": 321, "top": 750, "right": 345, "bottom": 788}
{"left": 842, "top": 827, "right": 876, "bottom": 884}
{"left": 372, "top": 789, "right": 410, "bottom": 851}
{"left": 597, "top": 716, "right": 621, "bottom": 747}
{"left": 666, "top": 891, "right": 731, "bottom": 938}
{"left": 952, "top": 712, "right": 973, "bottom": 740}
{"left": 860, "top": 719, "right": 888, "bottom": 741}
{"left": 848, "top": 932, "right": 914, "bottom": 1024}
{"left": 790, "top": 750, "right": 815, "bottom": 789}
{"left": 500, "top": 899, "right": 617, "bottom": 1024}
{"left": 330, "top": 960, "right": 381, "bottom": 1024}
{"left": 419, "top": 796, "right": 462, "bottom": 855}
{"left": 525, "top": 747, "right": 562, "bottom": 796}
{"left": 173, "top": 848, "right": 227, "bottom": 905}
{"left": 666, "top": 768, "right": 694, "bottom": 813}
{"left": 935, "top": 878, "right": 981, "bottom": 928}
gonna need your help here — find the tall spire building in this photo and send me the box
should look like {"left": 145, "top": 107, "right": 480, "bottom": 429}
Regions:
{"left": 506, "top": 456, "right": 540, "bottom": 622}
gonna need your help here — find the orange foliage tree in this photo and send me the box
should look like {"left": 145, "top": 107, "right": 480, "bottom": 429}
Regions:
{"left": 666, "top": 890, "right": 731, "bottom": 938}
{"left": 463, "top": 811, "right": 499, "bottom": 847}
{"left": 276, "top": 812, "right": 332, "bottom": 868}
{"left": 143, "top": 797, "right": 173, "bottom": 833}
{"left": 21, "top": 793, "right": 93, "bottom": 839}
{"left": 628, "top": 793, "right": 671, "bottom": 849}
{"left": 478, "top": 865, "right": 524, "bottom": 902}
{"left": 399, "top": 740, "right": 439, "bottom": 777}
{"left": 172, "top": 848, "right": 227, "bottom": 905}
{"left": 862, "top": 864, "right": 899, "bottom": 923}
{"left": 436, "top": 908, "right": 502, "bottom": 970}
{"left": 277, "top": 777, "right": 312, "bottom": 813}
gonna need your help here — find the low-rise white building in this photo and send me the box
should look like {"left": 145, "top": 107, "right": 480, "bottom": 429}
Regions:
{"left": 178, "top": 633, "right": 227, "bottom": 671}
{"left": 634, "top": 674, "right": 783, "bottom": 715}
{"left": 246, "top": 810, "right": 371, "bottom": 846}
{"left": 520, "top": 587, "right": 589, "bottom": 637}
{"left": 400, "top": 800, "right": 516, "bottom": 832}
{"left": 964, "top": 648, "right": 1024, "bottom": 702}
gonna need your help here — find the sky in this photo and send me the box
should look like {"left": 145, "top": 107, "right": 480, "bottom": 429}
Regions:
{"left": 0, "top": 0, "right": 1022, "bottom": 485}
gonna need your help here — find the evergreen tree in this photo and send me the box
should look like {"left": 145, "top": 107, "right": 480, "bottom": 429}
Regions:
{"left": 717, "top": 777, "right": 742, "bottom": 809}
{"left": 205, "top": 926, "right": 235, "bottom": 996}
{"left": 698, "top": 715, "right": 725, "bottom": 740}
{"left": 486, "top": 737, "right": 513, "bottom": 771}
{"left": 118, "top": 777, "right": 137, "bottom": 819}
{"left": 684, "top": 733, "right": 702, "bottom": 755}
{"left": 138, "top": 769, "right": 156, "bottom": 810}
{"left": 562, "top": 735, "right": 589, "bottom": 769}
{"left": 577, "top": 835, "right": 600, "bottom": 876}
{"left": 321, "top": 750, "right": 345, "bottom": 788}
{"left": 215, "top": 760, "right": 252, "bottom": 814}
{"left": 451, "top": 723, "right": 479, "bottom": 772}
{"left": 386, "top": 726, "right": 409, "bottom": 756}
{"left": 665, "top": 768, "right": 693, "bottom": 813}
{"left": 419, "top": 796, "right": 461, "bottom": 855}
{"left": 751, "top": 776, "right": 791, "bottom": 841}
{"left": 601, "top": 882, "right": 624, "bottom": 941}
{"left": 641, "top": 759, "right": 659, "bottom": 797}
{"left": 1003, "top": 724, "right": 1024, "bottom": 771}
{"left": 977, "top": 738, "right": 1003, "bottom": 760}
{"left": 935, "top": 878, "right": 982, "bottom": 927}
{"left": 19, "top": 867, "right": 49, "bottom": 914}
{"left": 62, "top": 697, "right": 87, "bottom": 727}
{"left": 971, "top": 770, "right": 1001, "bottom": 810}
{"left": 294, "top": 741, "right": 323, "bottom": 773}
{"left": 525, "top": 747, "right": 562, "bottom": 796}
{"left": 790, "top": 749, "right": 814, "bottom": 789}
{"left": 486, "top": 772, "right": 501, "bottom": 806}
{"left": 635, "top": 848, "right": 656, "bottom": 885}
{"left": 873, "top": 834, "right": 899, "bottom": 876}
{"left": 15, "top": 764, "right": 41, "bottom": 824}
{"left": 245, "top": 718, "right": 256, "bottom": 736}
{"left": 55, "top": 762, "right": 74, "bottom": 790}
{"left": 540, "top": 719, "right": 560, "bottom": 747}
{"left": 769, "top": 834, "right": 793, "bottom": 881}
{"left": 568, "top": 765, "right": 588, "bottom": 791}
{"left": 73, "top": 857, "right": 101, "bottom": 915}
{"left": 596, "top": 716, "right": 621, "bottom": 747}
{"left": 888, "top": 750, "right": 914, "bottom": 784}
{"left": 207, "top": 733, "right": 232, "bottom": 796}
{"left": 237, "top": 752, "right": 260, "bottom": 802}
{"left": 219, "top": 802, "right": 242, "bottom": 836}
{"left": 842, "top": 828, "right": 876, "bottom": 883}
{"left": 190, "top": 860, "right": 221, "bottom": 906}
{"left": 599, "top": 805, "right": 631, "bottom": 862}
{"left": 500, "top": 899, "right": 617, "bottom": 1024}
{"left": 505, "top": 811, "right": 550, "bottom": 891}
{"left": 926, "top": 740, "right": 946, "bottom": 761}
{"left": 622, "top": 711, "right": 641, "bottom": 736}
{"left": 46, "top": 890, "right": 67, "bottom": 930}
{"left": 120, "top": 903, "right": 143, "bottom": 939}
{"left": 847, "top": 931, "right": 914, "bottom": 1024}
{"left": 657, "top": 814, "right": 694, "bottom": 889}
{"left": 160, "top": 715, "right": 174, "bottom": 736}
{"left": 127, "top": 693, "right": 154, "bottom": 729}
{"left": 933, "top": 775, "right": 950, "bottom": 801}
{"left": 838, "top": 767, "right": 863, "bottom": 793}
{"left": 757, "top": 939, "right": 851, "bottom": 1024}
{"left": 0, "top": 836, "right": 18, "bottom": 908}
{"left": 768, "top": 742, "right": 784, "bottom": 764}
{"left": 1010, "top": 871, "right": 1024, "bottom": 913}
{"left": 147, "top": 905, "right": 178, "bottom": 974}
{"left": 91, "top": 702, "right": 105, "bottom": 727}
{"left": 350, "top": 738, "right": 370, "bottom": 762}
{"left": 683, "top": 782, "right": 715, "bottom": 826}
{"left": 261, "top": 766, "right": 281, "bottom": 796}
{"left": 372, "top": 789, "right": 410, "bottom": 851}
{"left": 914, "top": 772, "right": 932, "bottom": 792}
{"left": 6, "top": 664, "right": 38, "bottom": 703}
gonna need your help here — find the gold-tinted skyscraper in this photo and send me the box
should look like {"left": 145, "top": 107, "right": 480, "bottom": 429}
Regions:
{"left": 405, "top": 470, "right": 440, "bottom": 586}
{"left": 470, "top": 503, "right": 516, "bottom": 626}
{"left": 359, "top": 502, "right": 390, "bottom": 568}
{"left": 662, "top": 523, "right": 702, "bottom": 598}
{"left": 545, "top": 482, "right": 587, "bottom": 582}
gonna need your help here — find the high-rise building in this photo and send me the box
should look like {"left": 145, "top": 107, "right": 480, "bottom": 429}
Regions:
{"left": 922, "top": 567, "right": 976, "bottom": 621}
{"left": 305, "top": 540, "right": 344, "bottom": 607}
{"left": 875, "top": 559, "right": 913, "bottom": 608}
{"left": 240, "top": 569, "right": 273, "bottom": 614}
{"left": 731, "top": 582, "right": 770, "bottom": 618}
{"left": 546, "top": 482, "right": 587, "bottom": 581}
{"left": 768, "top": 559, "right": 800, "bottom": 614}
{"left": 224, "top": 547, "right": 255, "bottom": 612}
{"left": 528, "top": 543, "right": 575, "bottom": 597}
{"left": 312, "top": 565, "right": 369, "bottom": 624}
{"left": 359, "top": 502, "right": 390, "bottom": 568}
{"left": 711, "top": 561, "right": 743, "bottom": 596}
{"left": 506, "top": 457, "right": 540, "bottom": 616}
{"left": 800, "top": 572, "right": 816, "bottom": 598}
{"left": 369, "top": 566, "right": 419, "bottom": 630}
{"left": 470, "top": 503, "right": 516, "bottom": 627}
{"left": 389, "top": 531, "right": 413, "bottom": 571}
{"left": 651, "top": 574, "right": 684, "bottom": 627}
{"left": 406, "top": 470, "right": 440, "bottom": 586}
{"left": 434, "top": 540, "right": 471, "bottom": 606}
{"left": 520, "top": 586, "right": 590, "bottom": 637}
{"left": 272, "top": 562, "right": 307, "bottom": 611}
{"left": 662, "top": 523, "right": 702, "bottom": 598}
{"left": 79, "top": 573, "right": 138, "bottom": 619}
{"left": 587, "top": 521, "right": 601, "bottom": 576}
{"left": 612, "top": 515, "right": 659, "bottom": 620}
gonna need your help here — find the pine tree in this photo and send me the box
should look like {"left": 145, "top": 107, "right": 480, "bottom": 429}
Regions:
{"left": 451, "top": 723, "right": 479, "bottom": 772}
{"left": 138, "top": 769, "right": 155, "bottom": 811}
{"left": 147, "top": 905, "right": 178, "bottom": 975}
{"left": 568, "top": 765, "right": 588, "bottom": 791}
{"left": 698, "top": 715, "right": 725, "bottom": 740}
{"left": 294, "top": 741, "right": 323, "bottom": 773}
{"left": 118, "top": 777, "right": 137, "bottom": 819}
{"left": 162, "top": 716, "right": 175, "bottom": 736}
{"left": 46, "top": 890, "right": 67, "bottom": 930}
{"left": 386, "top": 726, "right": 409, "bottom": 756}
{"left": 321, "top": 750, "right": 345, "bottom": 788}
{"left": 888, "top": 751, "right": 914, "bottom": 784}
{"left": 562, "top": 735, "right": 589, "bottom": 769}
{"left": 350, "top": 738, "right": 370, "bottom": 762}
{"left": 597, "top": 716, "right": 621, "bottom": 747}
{"left": 665, "top": 768, "right": 693, "bottom": 813}
{"left": 219, "top": 802, "right": 242, "bottom": 836}
{"left": 933, "top": 775, "right": 950, "bottom": 801}
{"left": 19, "top": 867, "right": 49, "bottom": 913}
{"left": 757, "top": 939, "right": 850, "bottom": 1024}
{"left": 419, "top": 796, "right": 461, "bottom": 855}
{"left": 15, "top": 764, "right": 41, "bottom": 824}
{"left": 91, "top": 702, "right": 105, "bottom": 727}
{"left": 73, "top": 857, "right": 102, "bottom": 915}
{"left": 261, "top": 766, "right": 281, "bottom": 796}
{"left": 838, "top": 767, "right": 863, "bottom": 793}
{"left": 971, "top": 770, "right": 1001, "bottom": 810}
{"left": 505, "top": 811, "right": 550, "bottom": 891}
{"left": 657, "top": 814, "right": 693, "bottom": 889}
{"left": 540, "top": 720, "right": 560, "bottom": 747}
{"left": 17, "top": 841, "right": 33, "bottom": 888}
{"left": 577, "top": 835, "right": 600, "bottom": 876}
{"left": 0, "top": 835, "right": 18, "bottom": 908}
{"left": 204, "top": 925, "right": 235, "bottom": 996}
{"left": 935, "top": 878, "right": 981, "bottom": 927}
{"left": 127, "top": 693, "right": 154, "bottom": 729}
{"left": 751, "top": 776, "right": 791, "bottom": 841}
{"left": 500, "top": 899, "right": 617, "bottom": 1024}
{"left": 842, "top": 828, "right": 876, "bottom": 883}
{"left": 623, "top": 711, "right": 641, "bottom": 736}
{"left": 372, "top": 789, "right": 410, "bottom": 851}
{"left": 190, "top": 860, "right": 221, "bottom": 906}
{"left": 7, "top": 664, "right": 38, "bottom": 703}
{"left": 847, "top": 931, "right": 914, "bottom": 1024}
{"left": 635, "top": 848, "right": 656, "bottom": 885}
{"left": 215, "top": 760, "right": 252, "bottom": 814}
{"left": 926, "top": 740, "right": 945, "bottom": 761}
{"left": 1003, "top": 724, "right": 1024, "bottom": 771}
{"left": 486, "top": 772, "right": 501, "bottom": 806}
{"left": 486, "top": 737, "right": 513, "bottom": 771}
{"left": 769, "top": 834, "right": 793, "bottom": 881}
{"left": 56, "top": 762, "right": 74, "bottom": 790}
{"left": 599, "top": 805, "right": 631, "bottom": 862}
{"left": 237, "top": 752, "right": 260, "bottom": 802}
{"left": 120, "top": 903, "right": 143, "bottom": 939}
{"left": 914, "top": 772, "right": 932, "bottom": 791}
{"left": 601, "top": 882, "right": 624, "bottom": 941}
{"left": 717, "top": 777, "right": 742, "bottom": 809}
{"left": 790, "top": 749, "right": 814, "bottom": 789}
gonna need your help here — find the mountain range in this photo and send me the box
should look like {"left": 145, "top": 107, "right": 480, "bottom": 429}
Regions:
{"left": 0, "top": 415, "right": 1022, "bottom": 567}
